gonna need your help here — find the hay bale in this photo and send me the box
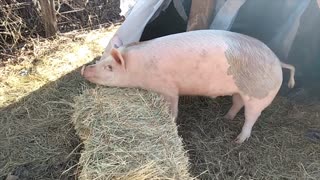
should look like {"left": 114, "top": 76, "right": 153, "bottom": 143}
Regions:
{"left": 72, "top": 87, "right": 193, "bottom": 180}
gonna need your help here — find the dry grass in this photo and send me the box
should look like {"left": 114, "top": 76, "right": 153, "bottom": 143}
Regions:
{"left": 177, "top": 96, "right": 320, "bottom": 179}
{"left": 0, "top": 25, "right": 119, "bottom": 108}
{"left": 72, "top": 87, "right": 193, "bottom": 180}
{"left": 0, "top": 26, "right": 119, "bottom": 179}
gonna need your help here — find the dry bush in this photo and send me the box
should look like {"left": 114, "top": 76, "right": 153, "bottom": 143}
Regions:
{"left": 0, "top": 0, "right": 121, "bottom": 62}
{"left": 0, "top": 1, "right": 42, "bottom": 57}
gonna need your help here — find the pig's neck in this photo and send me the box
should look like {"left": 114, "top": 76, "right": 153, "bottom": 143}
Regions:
{"left": 123, "top": 49, "right": 159, "bottom": 91}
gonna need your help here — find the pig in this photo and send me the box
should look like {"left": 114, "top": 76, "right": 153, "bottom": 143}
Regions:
{"left": 81, "top": 30, "right": 295, "bottom": 143}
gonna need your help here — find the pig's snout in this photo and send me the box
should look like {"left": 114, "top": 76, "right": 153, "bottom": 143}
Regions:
{"left": 81, "top": 65, "right": 96, "bottom": 79}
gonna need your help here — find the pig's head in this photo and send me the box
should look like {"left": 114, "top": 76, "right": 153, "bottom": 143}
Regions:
{"left": 81, "top": 48, "right": 129, "bottom": 87}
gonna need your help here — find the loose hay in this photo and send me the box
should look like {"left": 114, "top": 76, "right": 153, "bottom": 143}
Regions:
{"left": 72, "top": 87, "right": 193, "bottom": 180}
{"left": 177, "top": 96, "right": 320, "bottom": 179}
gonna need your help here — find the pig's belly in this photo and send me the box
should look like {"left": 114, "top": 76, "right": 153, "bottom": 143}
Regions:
{"left": 170, "top": 54, "right": 239, "bottom": 97}
{"left": 176, "top": 74, "right": 238, "bottom": 97}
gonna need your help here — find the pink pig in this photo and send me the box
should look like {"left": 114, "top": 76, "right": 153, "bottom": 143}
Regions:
{"left": 81, "top": 30, "right": 295, "bottom": 143}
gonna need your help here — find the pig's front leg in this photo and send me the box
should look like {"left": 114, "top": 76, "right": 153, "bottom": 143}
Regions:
{"left": 224, "top": 94, "right": 244, "bottom": 120}
{"left": 163, "top": 95, "right": 179, "bottom": 120}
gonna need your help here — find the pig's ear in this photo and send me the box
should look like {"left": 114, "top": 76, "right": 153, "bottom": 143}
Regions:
{"left": 110, "top": 48, "right": 126, "bottom": 69}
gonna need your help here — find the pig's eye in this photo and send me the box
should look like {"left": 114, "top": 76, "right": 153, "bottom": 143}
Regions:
{"left": 105, "top": 65, "right": 113, "bottom": 71}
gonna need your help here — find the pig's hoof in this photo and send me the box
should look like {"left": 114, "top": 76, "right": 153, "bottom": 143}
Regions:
{"left": 223, "top": 114, "right": 234, "bottom": 120}
{"left": 288, "top": 80, "right": 295, "bottom": 88}
{"left": 234, "top": 133, "right": 250, "bottom": 144}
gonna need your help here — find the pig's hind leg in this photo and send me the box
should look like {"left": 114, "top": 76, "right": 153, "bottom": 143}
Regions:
{"left": 224, "top": 93, "right": 244, "bottom": 120}
{"left": 235, "top": 94, "right": 275, "bottom": 144}
{"left": 235, "top": 103, "right": 261, "bottom": 143}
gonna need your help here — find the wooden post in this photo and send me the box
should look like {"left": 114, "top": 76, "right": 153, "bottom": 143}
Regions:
{"left": 38, "top": 0, "right": 57, "bottom": 37}
{"left": 187, "top": 0, "right": 216, "bottom": 31}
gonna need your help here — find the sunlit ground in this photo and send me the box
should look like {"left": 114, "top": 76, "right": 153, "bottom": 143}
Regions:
{"left": 0, "top": 25, "right": 119, "bottom": 108}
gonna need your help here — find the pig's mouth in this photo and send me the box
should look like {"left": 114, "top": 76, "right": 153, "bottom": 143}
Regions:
{"left": 81, "top": 65, "right": 96, "bottom": 82}
{"left": 81, "top": 65, "right": 106, "bottom": 85}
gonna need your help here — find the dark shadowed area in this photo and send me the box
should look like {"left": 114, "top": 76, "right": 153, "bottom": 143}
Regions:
{"left": 0, "top": 68, "right": 86, "bottom": 180}
{"left": 231, "top": 0, "right": 320, "bottom": 101}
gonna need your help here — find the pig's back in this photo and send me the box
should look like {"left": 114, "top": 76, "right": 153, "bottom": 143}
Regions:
{"left": 148, "top": 30, "right": 280, "bottom": 64}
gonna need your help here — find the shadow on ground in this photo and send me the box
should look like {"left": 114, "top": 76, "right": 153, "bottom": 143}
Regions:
{"left": 0, "top": 59, "right": 98, "bottom": 180}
